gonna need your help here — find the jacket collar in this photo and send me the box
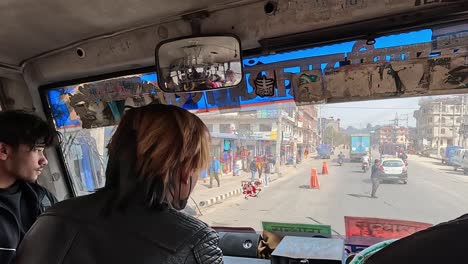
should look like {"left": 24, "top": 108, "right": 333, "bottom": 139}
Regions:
{"left": 0, "top": 181, "right": 42, "bottom": 213}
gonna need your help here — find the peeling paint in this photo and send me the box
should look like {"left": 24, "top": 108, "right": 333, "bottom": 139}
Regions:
{"left": 292, "top": 70, "right": 324, "bottom": 103}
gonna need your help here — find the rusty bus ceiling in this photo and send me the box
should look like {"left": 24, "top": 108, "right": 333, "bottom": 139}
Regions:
{"left": 0, "top": 0, "right": 465, "bottom": 114}
{"left": 0, "top": 1, "right": 464, "bottom": 74}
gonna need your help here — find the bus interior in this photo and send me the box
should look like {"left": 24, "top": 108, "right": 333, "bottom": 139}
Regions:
{"left": 0, "top": 0, "right": 467, "bottom": 263}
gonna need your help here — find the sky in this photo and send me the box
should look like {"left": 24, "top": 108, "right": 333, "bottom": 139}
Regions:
{"left": 320, "top": 97, "right": 420, "bottom": 129}
{"left": 320, "top": 94, "right": 466, "bottom": 129}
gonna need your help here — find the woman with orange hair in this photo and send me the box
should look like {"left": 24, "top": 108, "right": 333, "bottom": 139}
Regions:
{"left": 17, "top": 104, "right": 223, "bottom": 264}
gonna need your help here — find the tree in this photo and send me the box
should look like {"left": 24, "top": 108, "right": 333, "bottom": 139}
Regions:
{"left": 323, "top": 126, "right": 347, "bottom": 146}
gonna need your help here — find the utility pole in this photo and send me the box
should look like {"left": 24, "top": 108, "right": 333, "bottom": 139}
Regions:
{"left": 275, "top": 106, "right": 282, "bottom": 172}
{"left": 453, "top": 104, "right": 456, "bottom": 146}
{"left": 318, "top": 104, "right": 323, "bottom": 144}
{"left": 407, "top": 115, "right": 409, "bottom": 149}
{"left": 393, "top": 113, "right": 399, "bottom": 144}
{"left": 437, "top": 101, "right": 442, "bottom": 158}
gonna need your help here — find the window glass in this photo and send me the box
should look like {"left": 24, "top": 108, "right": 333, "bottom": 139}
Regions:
{"left": 382, "top": 160, "right": 404, "bottom": 167}
{"left": 40, "top": 24, "right": 468, "bottom": 242}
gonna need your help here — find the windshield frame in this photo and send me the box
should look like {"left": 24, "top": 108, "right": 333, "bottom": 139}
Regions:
{"left": 38, "top": 18, "right": 468, "bottom": 197}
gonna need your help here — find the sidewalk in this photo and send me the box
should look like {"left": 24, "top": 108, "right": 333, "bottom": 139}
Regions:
{"left": 420, "top": 154, "right": 442, "bottom": 161}
{"left": 191, "top": 168, "right": 284, "bottom": 208}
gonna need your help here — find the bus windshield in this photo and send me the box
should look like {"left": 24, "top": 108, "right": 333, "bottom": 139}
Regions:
{"left": 42, "top": 24, "right": 468, "bottom": 243}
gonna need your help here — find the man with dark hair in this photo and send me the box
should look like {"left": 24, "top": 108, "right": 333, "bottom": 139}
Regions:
{"left": 0, "top": 110, "right": 59, "bottom": 264}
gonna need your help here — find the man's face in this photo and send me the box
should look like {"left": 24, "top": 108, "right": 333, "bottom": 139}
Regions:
{"left": 0, "top": 143, "right": 48, "bottom": 183}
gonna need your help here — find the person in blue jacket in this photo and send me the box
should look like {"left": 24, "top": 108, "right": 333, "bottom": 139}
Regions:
{"left": 209, "top": 156, "right": 221, "bottom": 188}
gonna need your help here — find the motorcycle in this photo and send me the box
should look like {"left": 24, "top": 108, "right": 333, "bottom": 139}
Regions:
{"left": 338, "top": 156, "right": 344, "bottom": 166}
{"left": 362, "top": 161, "right": 369, "bottom": 172}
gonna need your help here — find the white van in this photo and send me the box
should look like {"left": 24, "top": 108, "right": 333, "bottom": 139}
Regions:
{"left": 452, "top": 149, "right": 468, "bottom": 171}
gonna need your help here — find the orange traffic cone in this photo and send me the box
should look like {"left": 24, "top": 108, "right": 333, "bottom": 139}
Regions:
{"left": 322, "top": 162, "right": 329, "bottom": 175}
{"left": 310, "top": 168, "right": 320, "bottom": 189}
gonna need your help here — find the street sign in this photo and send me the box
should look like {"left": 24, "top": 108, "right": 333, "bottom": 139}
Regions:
{"left": 262, "top": 221, "right": 332, "bottom": 238}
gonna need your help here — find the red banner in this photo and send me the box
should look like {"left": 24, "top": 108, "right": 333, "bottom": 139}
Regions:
{"left": 345, "top": 216, "right": 432, "bottom": 239}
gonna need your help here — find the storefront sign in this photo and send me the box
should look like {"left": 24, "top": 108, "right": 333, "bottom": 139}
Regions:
{"left": 257, "top": 109, "right": 279, "bottom": 118}
{"left": 251, "top": 131, "right": 272, "bottom": 140}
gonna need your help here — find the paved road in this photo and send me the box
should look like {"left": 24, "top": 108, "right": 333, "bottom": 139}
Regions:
{"left": 198, "top": 154, "right": 468, "bottom": 235}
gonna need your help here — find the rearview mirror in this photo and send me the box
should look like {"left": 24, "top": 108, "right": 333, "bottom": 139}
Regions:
{"left": 155, "top": 35, "right": 243, "bottom": 93}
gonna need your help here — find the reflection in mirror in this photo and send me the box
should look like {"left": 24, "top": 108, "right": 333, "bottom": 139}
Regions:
{"left": 156, "top": 35, "right": 243, "bottom": 93}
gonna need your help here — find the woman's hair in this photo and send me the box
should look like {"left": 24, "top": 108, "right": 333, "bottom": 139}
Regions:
{"left": 104, "top": 104, "right": 210, "bottom": 210}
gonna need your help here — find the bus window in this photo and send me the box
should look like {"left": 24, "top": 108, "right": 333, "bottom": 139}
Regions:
{"left": 40, "top": 22, "right": 468, "bottom": 253}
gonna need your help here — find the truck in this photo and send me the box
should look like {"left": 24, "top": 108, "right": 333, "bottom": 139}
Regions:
{"left": 442, "top": 145, "right": 463, "bottom": 166}
{"left": 349, "top": 134, "right": 371, "bottom": 162}
{"left": 316, "top": 144, "right": 332, "bottom": 159}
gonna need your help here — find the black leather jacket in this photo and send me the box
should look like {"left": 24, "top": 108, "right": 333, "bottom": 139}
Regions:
{"left": 16, "top": 190, "right": 224, "bottom": 264}
{"left": 0, "top": 181, "right": 57, "bottom": 264}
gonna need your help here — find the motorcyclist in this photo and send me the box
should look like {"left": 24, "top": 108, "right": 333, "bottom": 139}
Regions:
{"left": 362, "top": 152, "right": 370, "bottom": 171}
{"left": 338, "top": 152, "right": 345, "bottom": 163}
{"left": 399, "top": 151, "right": 408, "bottom": 161}
{"left": 362, "top": 152, "right": 370, "bottom": 163}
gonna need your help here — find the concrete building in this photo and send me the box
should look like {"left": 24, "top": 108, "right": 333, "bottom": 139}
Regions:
{"left": 374, "top": 125, "right": 409, "bottom": 146}
{"left": 198, "top": 103, "right": 318, "bottom": 167}
{"left": 298, "top": 105, "right": 319, "bottom": 152}
{"left": 413, "top": 96, "right": 466, "bottom": 153}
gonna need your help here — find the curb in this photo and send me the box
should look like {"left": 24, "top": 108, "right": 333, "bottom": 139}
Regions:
{"left": 198, "top": 174, "right": 282, "bottom": 208}
{"left": 420, "top": 155, "right": 442, "bottom": 161}
{"left": 198, "top": 188, "right": 243, "bottom": 207}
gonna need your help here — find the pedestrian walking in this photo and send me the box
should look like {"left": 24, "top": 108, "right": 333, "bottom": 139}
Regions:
{"left": 209, "top": 156, "right": 221, "bottom": 188}
{"left": 250, "top": 159, "right": 257, "bottom": 182}
{"left": 256, "top": 157, "right": 263, "bottom": 179}
{"left": 371, "top": 159, "right": 383, "bottom": 198}
{"left": 200, "top": 169, "right": 207, "bottom": 183}
{"left": 234, "top": 158, "right": 242, "bottom": 176}
{"left": 264, "top": 158, "right": 274, "bottom": 187}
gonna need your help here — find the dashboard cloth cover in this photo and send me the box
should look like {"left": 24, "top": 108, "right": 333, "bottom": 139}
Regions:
{"left": 365, "top": 213, "right": 468, "bottom": 264}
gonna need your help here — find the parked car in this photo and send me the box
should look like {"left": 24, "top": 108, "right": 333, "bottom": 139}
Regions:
{"left": 420, "top": 148, "right": 437, "bottom": 158}
{"left": 452, "top": 148, "right": 468, "bottom": 171}
{"left": 380, "top": 158, "right": 408, "bottom": 184}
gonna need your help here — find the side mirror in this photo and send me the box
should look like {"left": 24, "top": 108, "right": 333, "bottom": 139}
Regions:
{"left": 155, "top": 35, "right": 243, "bottom": 93}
